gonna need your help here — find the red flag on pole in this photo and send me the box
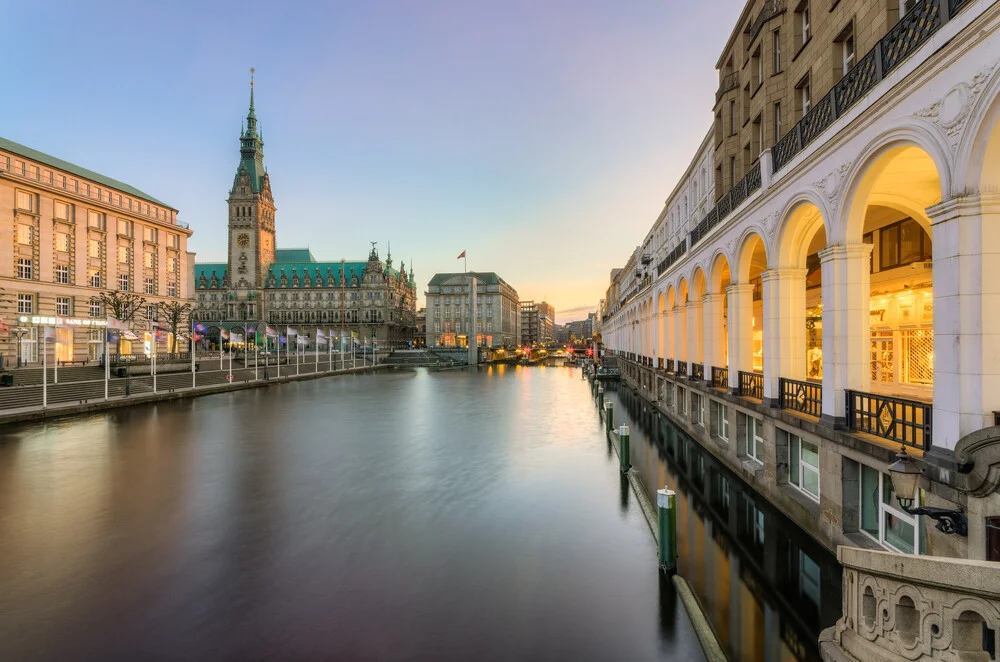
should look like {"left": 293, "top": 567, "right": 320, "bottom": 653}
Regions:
{"left": 457, "top": 250, "right": 466, "bottom": 260}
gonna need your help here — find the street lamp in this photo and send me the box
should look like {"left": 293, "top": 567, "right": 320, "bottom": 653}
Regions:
{"left": 887, "top": 446, "right": 968, "bottom": 536}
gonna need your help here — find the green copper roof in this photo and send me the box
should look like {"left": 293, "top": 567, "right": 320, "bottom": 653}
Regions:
{"left": 427, "top": 271, "right": 502, "bottom": 286}
{"left": 195, "top": 263, "right": 227, "bottom": 283}
{"left": 267, "top": 261, "right": 368, "bottom": 286}
{"left": 274, "top": 248, "right": 316, "bottom": 263}
{"left": 0, "top": 136, "right": 173, "bottom": 209}
{"left": 235, "top": 81, "right": 266, "bottom": 193}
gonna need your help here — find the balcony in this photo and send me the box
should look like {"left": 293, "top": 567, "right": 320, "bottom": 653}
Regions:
{"left": 779, "top": 377, "right": 822, "bottom": 419}
{"left": 747, "top": 0, "right": 785, "bottom": 45}
{"left": 711, "top": 366, "right": 728, "bottom": 389}
{"left": 715, "top": 71, "right": 739, "bottom": 103}
{"left": 845, "top": 390, "right": 932, "bottom": 450}
{"left": 738, "top": 371, "right": 763, "bottom": 400}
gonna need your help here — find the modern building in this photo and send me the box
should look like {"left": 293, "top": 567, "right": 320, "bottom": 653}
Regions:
{"left": 0, "top": 137, "right": 194, "bottom": 367}
{"left": 424, "top": 271, "right": 519, "bottom": 348}
{"left": 192, "top": 80, "right": 417, "bottom": 348}
{"left": 602, "top": 0, "right": 1000, "bottom": 567}
{"left": 520, "top": 300, "right": 555, "bottom": 346}
{"left": 566, "top": 316, "right": 594, "bottom": 343}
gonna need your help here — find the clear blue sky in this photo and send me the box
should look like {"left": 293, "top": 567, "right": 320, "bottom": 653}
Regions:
{"left": 2, "top": 0, "right": 742, "bottom": 321}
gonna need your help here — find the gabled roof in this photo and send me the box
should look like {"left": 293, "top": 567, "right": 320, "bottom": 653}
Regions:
{"left": 0, "top": 136, "right": 174, "bottom": 209}
{"left": 195, "top": 263, "right": 227, "bottom": 282}
{"left": 266, "top": 261, "right": 367, "bottom": 286}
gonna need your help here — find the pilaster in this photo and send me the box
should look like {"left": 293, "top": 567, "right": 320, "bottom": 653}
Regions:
{"left": 761, "top": 268, "right": 806, "bottom": 406}
{"left": 702, "top": 293, "right": 726, "bottom": 381}
{"left": 686, "top": 300, "right": 703, "bottom": 367}
{"left": 726, "top": 284, "right": 754, "bottom": 394}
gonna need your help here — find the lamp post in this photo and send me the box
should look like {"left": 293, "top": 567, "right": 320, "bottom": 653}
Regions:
{"left": 12, "top": 327, "right": 28, "bottom": 368}
{"left": 887, "top": 446, "right": 968, "bottom": 536}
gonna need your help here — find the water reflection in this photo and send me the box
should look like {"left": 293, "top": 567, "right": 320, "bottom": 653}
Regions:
{"left": 604, "top": 382, "right": 842, "bottom": 662}
{"left": 0, "top": 367, "right": 705, "bottom": 661}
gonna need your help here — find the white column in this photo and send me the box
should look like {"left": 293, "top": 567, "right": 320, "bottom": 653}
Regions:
{"left": 687, "top": 300, "right": 703, "bottom": 370}
{"left": 702, "top": 293, "right": 725, "bottom": 377}
{"left": 761, "top": 268, "right": 806, "bottom": 405}
{"left": 928, "top": 194, "right": 1000, "bottom": 452}
{"left": 660, "top": 309, "right": 669, "bottom": 365}
{"left": 652, "top": 312, "right": 661, "bottom": 367}
{"left": 727, "top": 284, "right": 754, "bottom": 393}
{"left": 673, "top": 305, "right": 687, "bottom": 367}
{"left": 819, "top": 245, "right": 872, "bottom": 425}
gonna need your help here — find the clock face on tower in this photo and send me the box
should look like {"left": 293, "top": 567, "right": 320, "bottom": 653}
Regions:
{"left": 237, "top": 233, "right": 250, "bottom": 247}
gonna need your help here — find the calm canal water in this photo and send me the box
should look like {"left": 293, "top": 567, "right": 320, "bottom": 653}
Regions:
{"left": 0, "top": 366, "right": 704, "bottom": 661}
{"left": 603, "top": 381, "right": 843, "bottom": 662}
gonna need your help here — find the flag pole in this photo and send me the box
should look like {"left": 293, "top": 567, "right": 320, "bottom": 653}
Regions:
{"left": 191, "top": 320, "right": 196, "bottom": 389}
{"left": 315, "top": 332, "right": 319, "bottom": 373}
{"left": 152, "top": 328, "right": 157, "bottom": 394}
{"left": 105, "top": 326, "right": 110, "bottom": 400}
{"left": 54, "top": 332, "right": 58, "bottom": 384}
{"left": 328, "top": 328, "right": 332, "bottom": 372}
{"left": 42, "top": 328, "right": 48, "bottom": 408}
{"left": 254, "top": 329, "right": 259, "bottom": 381}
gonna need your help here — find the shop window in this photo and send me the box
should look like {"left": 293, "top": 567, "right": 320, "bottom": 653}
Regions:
{"left": 878, "top": 218, "right": 931, "bottom": 271}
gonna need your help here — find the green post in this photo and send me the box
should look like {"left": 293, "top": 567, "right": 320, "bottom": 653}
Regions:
{"left": 597, "top": 384, "right": 604, "bottom": 412}
{"left": 619, "top": 425, "right": 630, "bottom": 474}
{"left": 605, "top": 401, "right": 614, "bottom": 432}
{"left": 657, "top": 487, "right": 677, "bottom": 573}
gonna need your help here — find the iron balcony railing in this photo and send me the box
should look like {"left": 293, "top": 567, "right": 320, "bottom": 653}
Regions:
{"left": 656, "top": 242, "right": 688, "bottom": 277}
{"left": 711, "top": 366, "right": 729, "bottom": 388}
{"left": 676, "top": 360, "right": 688, "bottom": 377}
{"left": 845, "top": 390, "right": 931, "bottom": 450}
{"left": 691, "top": 363, "right": 704, "bottom": 381}
{"left": 658, "top": 358, "right": 664, "bottom": 370}
{"left": 778, "top": 377, "right": 822, "bottom": 419}
{"left": 747, "top": 0, "right": 786, "bottom": 44}
{"left": 739, "top": 371, "right": 764, "bottom": 400}
{"left": 715, "top": 71, "right": 739, "bottom": 102}
{"left": 773, "top": 0, "right": 970, "bottom": 172}
{"left": 688, "top": 162, "right": 762, "bottom": 249}
{"left": 666, "top": 359, "right": 675, "bottom": 374}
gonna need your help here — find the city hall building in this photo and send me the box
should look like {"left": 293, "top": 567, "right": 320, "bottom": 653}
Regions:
{"left": 602, "top": 0, "right": 1000, "bottom": 570}
{"left": 0, "top": 138, "right": 195, "bottom": 366}
{"left": 192, "top": 82, "right": 417, "bottom": 347}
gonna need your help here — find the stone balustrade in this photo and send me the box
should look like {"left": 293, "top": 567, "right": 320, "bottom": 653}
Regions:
{"left": 822, "top": 546, "right": 1000, "bottom": 661}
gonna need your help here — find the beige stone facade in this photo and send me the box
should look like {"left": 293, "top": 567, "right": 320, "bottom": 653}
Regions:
{"left": 0, "top": 139, "right": 193, "bottom": 367}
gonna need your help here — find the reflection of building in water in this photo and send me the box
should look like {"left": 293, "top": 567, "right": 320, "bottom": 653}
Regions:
{"left": 610, "top": 383, "right": 840, "bottom": 662}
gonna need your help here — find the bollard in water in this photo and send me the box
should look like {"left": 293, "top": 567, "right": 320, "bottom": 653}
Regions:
{"left": 619, "top": 425, "right": 630, "bottom": 474}
{"left": 598, "top": 385, "right": 604, "bottom": 412}
{"left": 657, "top": 487, "right": 677, "bottom": 573}
{"left": 605, "top": 401, "right": 614, "bottom": 432}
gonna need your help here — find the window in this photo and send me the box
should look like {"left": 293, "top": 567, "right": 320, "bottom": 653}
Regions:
{"left": 88, "top": 210, "right": 105, "bottom": 230}
{"left": 144, "top": 278, "right": 155, "bottom": 294}
{"left": 54, "top": 201, "right": 70, "bottom": 221}
{"left": 89, "top": 270, "right": 102, "bottom": 288}
{"left": 773, "top": 102, "right": 782, "bottom": 144}
{"left": 143, "top": 251, "right": 155, "bottom": 269}
{"left": 900, "top": 0, "right": 913, "bottom": 14}
{"left": 167, "top": 281, "right": 177, "bottom": 297}
{"left": 89, "top": 300, "right": 102, "bottom": 318}
{"left": 143, "top": 227, "right": 157, "bottom": 243}
{"left": 147, "top": 306, "right": 157, "bottom": 322}
{"left": 88, "top": 239, "right": 101, "bottom": 258}
{"left": 796, "top": 74, "right": 812, "bottom": 119}
{"left": 860, "top": 465, "right": 920, "bottom": 553}
{"left": 787, "top": 431, "right": 820, "bottom": 500}
{"left": 117, "top": 219, "right": 133, "bottom": 237}
{"left": 118, "top": 273, "right": 130, "bottom": 291}
{"left": 752, "top": 44, "right": 763, "bottom": 88}
{"left": 797, "top": 1, "right": 811, "bottom": 46}
{"left": 17, "top": 293, "right": 33, "bottom": 314}
{"left": 843, "top": 28, "right": 855, "bottom": 73}
{"left": 741, "top": 413, "right": 764, "bottom": 462}
{"left": 752, "top": 114, "right": 762, "bottom": 160}
{"left": 729, "top": 99, "right": 736, "bottom": 135}
{"left": 56, "top": 297, "right": 70, "bottom": 316}
{"left": 717, "top": 403, "right": 729, "bottom": 440}
{"left": 118, "top": 246, "right": 130, "bottom": 264}
{"left": 17, "top": 258, "right": 33, "bottom": 280}
{"left": 677, "top": 386, "right": 687, "bottom": 414}
{"left": 772, "top": 30, "right": 781, "bottom": 73}
{"left": 692, "top": 393, "right": 705, "bottom": 426}
{"left": 878, "top": 218, "right": 931, "bottom": 270}
{"left": 56, "top": 232, "right": 71, "bottom": 252}
{"left": 729, "top": 156, "right": 736, "bottom": 189}
{"left": 17, "top": 224, "right": 33, "bottom": 245}
{"left": 55, "top": 264, "right": 70, "bottom": 284}
{"left": 167, "top": 233, "right": 179, "bottom": 249}
{"left": 15, "top": 190, "right": 35, "bottom": 212}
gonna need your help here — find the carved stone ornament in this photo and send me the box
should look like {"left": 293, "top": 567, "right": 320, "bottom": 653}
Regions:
{"left": 913, "top": 59, "right": 1000, "bottom": 155}
{"left": 813, "top": 160, "right": 854, "bottom": 207}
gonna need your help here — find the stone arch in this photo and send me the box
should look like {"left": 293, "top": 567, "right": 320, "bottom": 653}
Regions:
{"left": 954, "top": 65, "right": 1000, "bottom": 195}
{"left": 709, "top": 251, "right": 732, "bottom": 294}
{"left": 838, "top": 126, "right": 953, "bottom": 244}
{"left": 735, "top": 228, "right": 769, "bottom": 284}
{"left": 775, "top": 192, "right": 831, "bottom": 270}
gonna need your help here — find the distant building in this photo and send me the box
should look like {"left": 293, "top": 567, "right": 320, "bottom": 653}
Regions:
{"left": 521, "top": 300, "right": 555, "bottom": 345}
{"left": 566, "top": 316, "right": 594, "bottom": 343}
{"left": 555, "top": 324, "right": 570, "bottom": 344}
{"left": 424, "top": 271, "right": 519, "bottom": 348}
{"left": 414, "top": 308, "right": 426, "bottom": 347}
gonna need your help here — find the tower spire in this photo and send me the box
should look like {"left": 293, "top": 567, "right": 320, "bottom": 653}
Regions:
{"left": 234, "top": 66, "right": 266, "bottom": 193}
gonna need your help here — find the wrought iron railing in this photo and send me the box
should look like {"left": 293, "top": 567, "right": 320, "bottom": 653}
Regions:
{"left": 773, "top": 0, "right": 965, "bottom": 172}
{"left": 778, "top": 377, "right": 822, "bottom": 418}
{"left": 666, "top": 359, "right": 675, "bottom": 374}
{"left": 739, "top": 371, "right": 764, "bottom": 400}
{"left": 689, "top": 162, "right": 762, "bottom": 249}
{"left": 711, "top": 366, "right": 729, "bottom": 388}
{"left": 658, "top": 358, "right": 664, "bottom": 370}
{"left": 656, "top": 242, "right": 688, "bottom": 277}
{"left": 691, "top": 363, "right": 704, "bottom": 381}
{"left": 846, "top": 390, "right": 931, "bottom": 450}
{"left": 676, "top": 360, "right": 688, "bottom": 377}
{"left": 715, "top": 71, "right": 739, "bottom": 102}
{"left": 747, "top": 0, "right": 786, "bottom": 44}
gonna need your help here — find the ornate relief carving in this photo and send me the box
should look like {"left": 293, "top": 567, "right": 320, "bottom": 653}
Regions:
{"left": 764, "top": 212, "right": 781, "bottom": 246}
{"left": 914, "top": 59, "right": 1000, "bottom": 154}
{"left": 813, "top": 161, "right": 854, "bottom": 207}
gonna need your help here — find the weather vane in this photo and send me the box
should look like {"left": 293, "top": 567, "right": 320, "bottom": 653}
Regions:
{"left": 250, "top": 66, "right": 255, "bottom": 86}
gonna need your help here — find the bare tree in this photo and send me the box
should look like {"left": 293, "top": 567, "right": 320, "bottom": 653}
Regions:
{"left": 157, "top": 301, "right": 193, "bottom": 353}
{"left": 91, "top": 291, "right": 146, "bottom": 356}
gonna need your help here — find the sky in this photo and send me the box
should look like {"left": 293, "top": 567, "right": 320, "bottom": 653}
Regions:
{"left": 2, "top": 0, "right": 743, "bottom": 322}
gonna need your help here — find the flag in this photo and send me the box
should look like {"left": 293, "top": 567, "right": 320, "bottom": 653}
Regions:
{"left": 317, "top": 330, "right": 326, "bottom": 344}
{"left": 154, "top": 328, "right": 167, "bottom": 342}
{"left": 279, "top": 334, "right": 287, "bottom": 345}
{"left": 457, "top": 250, "right": 466, "bottom": 260}
{"left": 194, "top": 323, "right": 208, "bottom": 333}
{"left": 192, "top": 331, "right": 202, "bottom": 342}
{"left": 220, "top": 329, "right": 230, "bottom": 340}
{"left": 230, "top": 332, "right": 243, "bottom": 343}
{"left": 0, "top": 320, "right": 9, "bottom": 333}
{"left": 107, "top": 317, "right": 129, "bottom": 331}
{"left": 287, "top": 327, "right": 298, "bottom": 335}
{"left": 351, "top": 330, "right": 359, "bottom": 339}
{"left": 297, "top": 335, "right": 308, "bottom": 346}
{"left": 43, "top": 326, "right": 57, "bottom": 341}
{"left": 265, "top": 326, "right": 277, "bottom": 337}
